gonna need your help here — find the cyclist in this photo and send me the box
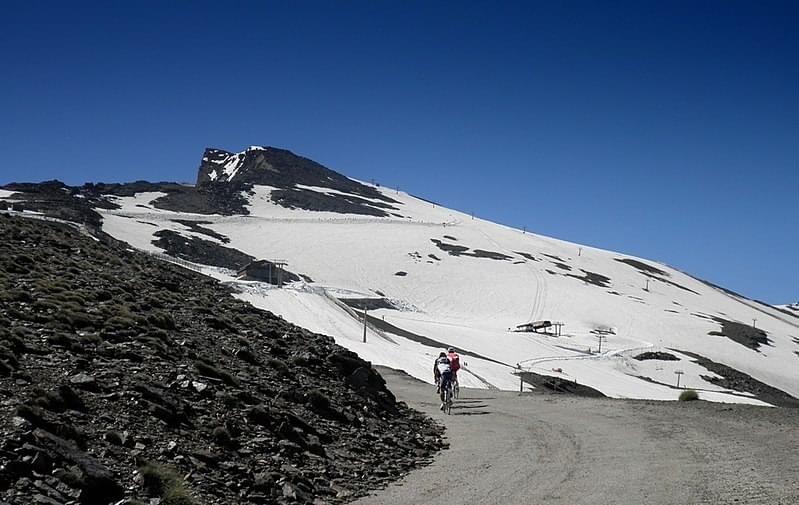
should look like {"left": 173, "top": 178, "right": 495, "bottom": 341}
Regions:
{"left": 447, "top": 347, "right": 461, "bottom": 388}
{"left": 433, "top": 352, "right": 453, "bottom": 410}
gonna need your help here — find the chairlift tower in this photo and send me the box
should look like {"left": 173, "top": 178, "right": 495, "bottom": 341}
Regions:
{"left": 674, "top": 370, "right": 684, "bottom": 388}
{"left": 269, "top": 259, "right": 288, "bottom": 287}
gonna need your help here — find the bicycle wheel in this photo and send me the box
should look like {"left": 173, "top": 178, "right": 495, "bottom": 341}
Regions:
{"left": 453, "top": 379, "right": 460, "bottom": 399}
{"left": 446, "top": 384, "right": 454, "bottom": 414}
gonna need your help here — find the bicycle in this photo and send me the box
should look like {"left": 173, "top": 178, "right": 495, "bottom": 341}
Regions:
{"left": 452, "top": 374, "right": 460, "bottom": 399}
{"left": 442, "top": 378, "right": 454, "bottom": 415}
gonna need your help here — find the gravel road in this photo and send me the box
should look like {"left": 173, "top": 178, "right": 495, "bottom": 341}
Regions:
{"left": 355, "top": 367, "right": 799, "bottom": 505}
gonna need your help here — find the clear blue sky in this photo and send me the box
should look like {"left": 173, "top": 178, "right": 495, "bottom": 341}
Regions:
{"left": 2, "top": 1, "right": 797, "bottom": 304}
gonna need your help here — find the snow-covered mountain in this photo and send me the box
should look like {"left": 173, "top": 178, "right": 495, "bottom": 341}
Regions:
{"left": 4, "top": 146, "right": 799, "bottom": 407}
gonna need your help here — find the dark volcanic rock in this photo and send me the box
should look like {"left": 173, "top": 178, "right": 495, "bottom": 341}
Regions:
{"left": 430, "top": 239, "right": 512, "bottom": 261}
{"left": 0, "top": 180, "right": 105, "bottom": 229}
{"left": 3, "top": 145, "right": 406, "bottom": 219}
{"left": 151, "top": 230, "right": 255, "bottom": 270}
{"left": 519, "top": 371, "right": 606, "bottom": 397}
{"left": 614, "top": 258, "right": 668, "bottom": 276}
{"left": 197, "top": 146, "right": 403, "bottom": 216}
{"left": 708, "top": 316, "right": 771, "bottom": 351}
{"left": 0, "top": 214, "right": 446, "bottom": 505}
{"left": 633, "top": 351, "right": 680, "bottom": 361}
{"left": 340, "top": 298, "right": 399, "bottom": 311}
{"left": 171, "top": 219, "right": 231, "bottom": 243}
{"left": 1, "top": 179, "right": 251, "bottom": 219}
{"left": 566, "top": 269, "right": 611, "bottom": 288}
{"left": 614, "top": 257, "right": 699, "bottom": 295}
{"left": 674, "top": 349, "right": 799, "bottom": 408}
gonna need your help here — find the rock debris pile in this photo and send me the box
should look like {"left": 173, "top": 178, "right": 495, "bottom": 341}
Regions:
{"left": 0, "top": 214, "right": 445, "bottom": 505}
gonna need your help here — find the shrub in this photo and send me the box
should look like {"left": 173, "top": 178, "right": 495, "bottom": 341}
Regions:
{"left": 95, "top": 290, "right": 113, "bottom": 302}
{"left": 3, "top": 262, "right": 29, "bottom": 274}
{"left": 147, "top": 312, "right": 176, "bottom": 330}
{"left": 105, "top": 315, "right": 137, "bottom": 330}
{"left": 194, "top": 360, "right": 239, "bottom": 386}
{"left": 679, "top": 389, "right": 699, "bottom": 401}
{"left": 139, "top": 462, "right": 195, "bottom": 504}
{"left": 204, "top": 315, "right": 234, "bottom": 331}
{"left": 58, "top": 310, "right": 94, "bottom": 329}
{"left": 267, "top": 358, "right": 290, "bottom": 376}
{"left": 40, "top": 280, "right": 68, "bottom": 293}
{"left": 79, "top": 333, "right": 103, "bottom": 346}
{"left": 306, "top": 388, "right": 331, "bottom": 412}
{"left": 47, "top": 333, "right": 75, "bottom": 348}
{"left": 33, "top": 299, "right": 58, "bottom": 312}
{"left": 51, "top": 292, "right": 86, "bottom": 306}
{"left": 3, "top": 290, "right": 34, "bottom": 303}
{"left": 14, "top": 254, "right": 34, "bottom": 265}
{"left": 211, "top": 426, "right": 233, "bottom": 447}
{"left": 235, "top": 347, "right": 259, "bottom": 365}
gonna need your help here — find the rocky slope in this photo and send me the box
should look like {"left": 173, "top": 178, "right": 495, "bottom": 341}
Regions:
{"left": 0, "top": 214, "right": 445, "bottom": 505}
{"left": 2, "top": 147, "right": 404, "bottom": 219}
{"left": 196, "top": 147, "right": 401, "bottom": 217}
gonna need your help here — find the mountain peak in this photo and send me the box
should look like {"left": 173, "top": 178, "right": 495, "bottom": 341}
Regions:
{"left": 195, "top": 145, "right": 401, "bottom": 215}
{"left": 198, "top": 146, "right": 283, "bottom": 184}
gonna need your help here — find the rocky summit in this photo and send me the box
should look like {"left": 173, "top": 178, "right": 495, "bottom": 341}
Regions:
{"left": 0, "top": 214, "right": 445, "bottom": 505}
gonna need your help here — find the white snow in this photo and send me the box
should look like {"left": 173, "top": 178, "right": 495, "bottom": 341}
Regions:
{"left": 0, "top": 189, "right": 18, "bottom": 198}
{"left": 95, "top": 182, "right": 799, "bottom": 406}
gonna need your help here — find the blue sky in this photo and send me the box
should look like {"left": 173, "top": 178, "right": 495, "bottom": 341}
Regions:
{"left": 1, "top": 1, "right": 797, "bottom": 304}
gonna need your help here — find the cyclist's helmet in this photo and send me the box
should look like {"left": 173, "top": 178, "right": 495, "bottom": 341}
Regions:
{"left": 447, "top": 347, "right": 454, "bottom": 353}
{"left": 439, "top": 352, "right": 447, "bottom": 358}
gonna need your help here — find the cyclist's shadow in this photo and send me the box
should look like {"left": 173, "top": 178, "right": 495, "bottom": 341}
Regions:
{"left": 450, "top": 400, "right": 490, "bottom": 415}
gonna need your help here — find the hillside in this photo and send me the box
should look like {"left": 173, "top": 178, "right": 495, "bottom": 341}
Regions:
{"left": 3, "top": 145, "right": 799, "bottom": 408}
{"left": 0, "top": 214, "right": 444, "bottom": 505}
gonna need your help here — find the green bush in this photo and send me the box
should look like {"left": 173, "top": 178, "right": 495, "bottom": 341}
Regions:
{"left": 50, "top": 292, "right": 86, "bottom": 306}
{"left": 194, "top": 360, "right": 239, "bottom": 386}
{"left": 679, "top": 389, "right": 699, "bottom": 401}
{"left": 3, "top": 262, "right": 29, "bottom": 274}
{"left": 306, "top": 388, "right": 331, "bottom": 411}
{"left": 58, "top": 310, "right": 94, "bottom": 329}
{"left": 235, "top": 347, "right": 259, "bottom": 365}
{"left": 95, "top": 290, "right": 113, "bottom": 302}
{"left": 105, "top": 315, "right": 137, "bottom": 330}
{"left": 162, "top": 486, "right": 197, "bottom": 505}
{"left": 47, "top": 333, "right": 75, "bottom": 348}
{"left": 147, "top": 311, "right": 176, "bottom": 330}
{"left": 33, "top": 299, "right": 58, "bottom": 312}
{"left": 2, "top": 290, "right": 34, "bottom": 303}
{"left": 79, "top": 333, "right": 103, "bottom": 346}
{"left": 139, "top": 462, "right": 195, "bottom": 504}
{"left": 211, "top": 426, "right": 233, "bottom": 446}
{"left": 267, "top": 358, "right": 291, "bottom": 376}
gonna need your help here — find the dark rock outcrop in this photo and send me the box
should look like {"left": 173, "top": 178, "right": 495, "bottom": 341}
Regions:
{"left": 197, "top": 146, "right": 403, "bottom": 216}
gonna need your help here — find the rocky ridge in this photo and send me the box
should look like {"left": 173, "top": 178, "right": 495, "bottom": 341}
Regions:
{"left": 2, "top": 147, "right": 405, "bottom": 219}
{"left": 0, "top": 214, "right": 445, "bottom": 505}
{"left": 197, "top": 146, "right": 403, "bottom": 217}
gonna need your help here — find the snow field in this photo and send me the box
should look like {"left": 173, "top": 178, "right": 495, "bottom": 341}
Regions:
{"left": 95, "top": 184, "right": 799, "bottom": 405}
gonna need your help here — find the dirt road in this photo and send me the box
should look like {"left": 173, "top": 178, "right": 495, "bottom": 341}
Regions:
{"left": 355, "top": 368, "right": 799, "bottom": 505}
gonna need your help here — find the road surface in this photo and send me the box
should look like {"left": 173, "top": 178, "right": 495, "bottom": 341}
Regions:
{"left": 355, "top": 367, "right": 799, "bottom": 505}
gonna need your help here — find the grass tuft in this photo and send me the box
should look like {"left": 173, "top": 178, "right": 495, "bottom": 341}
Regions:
{"left": 139, "top": 462, "right": 197, "bottom": 505}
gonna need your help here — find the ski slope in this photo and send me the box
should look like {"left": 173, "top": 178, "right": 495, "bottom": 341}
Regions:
{"left": 93, "top": 182, "right": 799, "bottom": 406}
